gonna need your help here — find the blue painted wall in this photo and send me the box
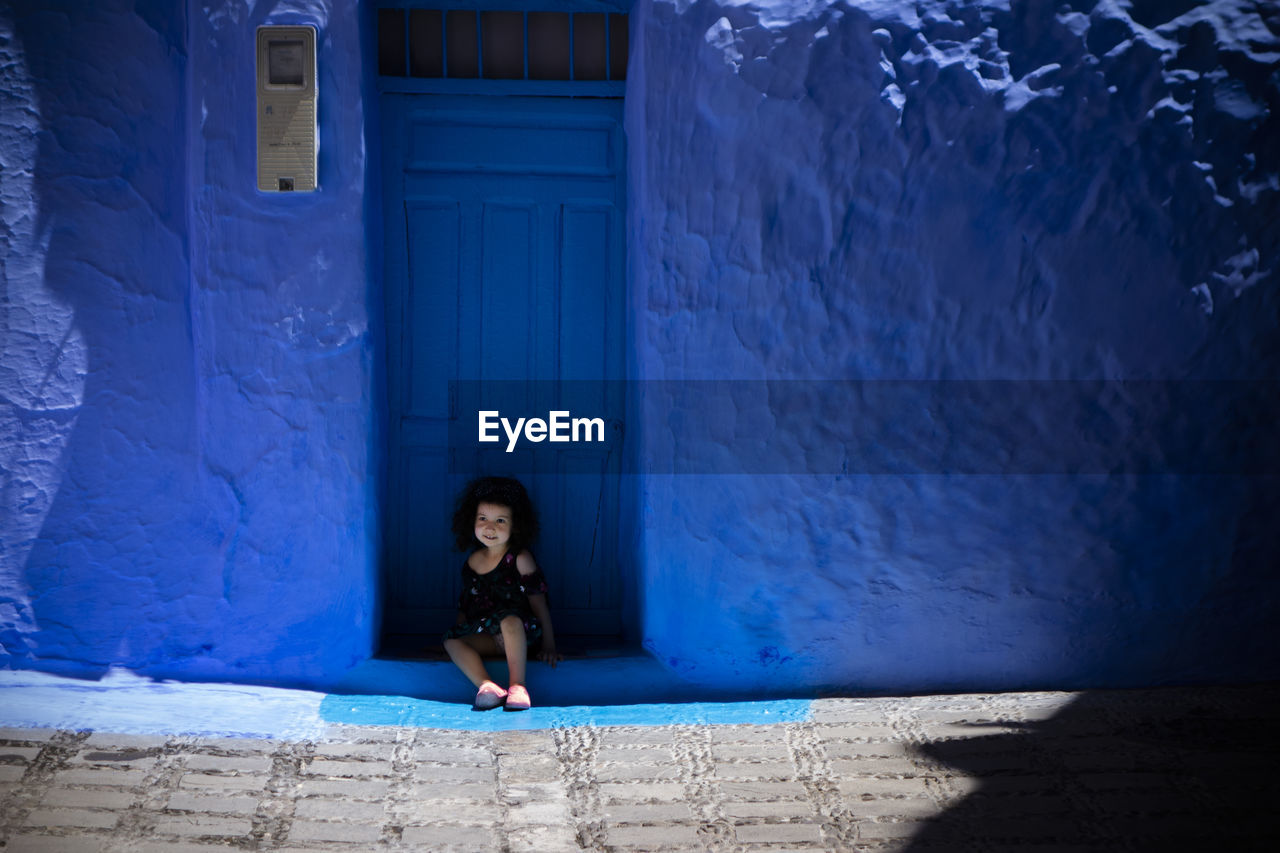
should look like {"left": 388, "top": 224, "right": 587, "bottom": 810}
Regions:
{"left": 1, "top": 0, "right": 378, "bottom": 685}
{"left": 2, "top": 0, "right": 1277, "bottom": 695}
{"left": 629, "top": 0, "right": 1280, "bottom": 692}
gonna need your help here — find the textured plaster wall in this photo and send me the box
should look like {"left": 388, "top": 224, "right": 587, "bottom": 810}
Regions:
{"left": 1, "top": 0, "right": 377, "bottom": 684}
{"left": 2, "top": 2, "right": 203, "bottom": 672}
{"left": 184, "top": 0, "right": 378, "bottom": 683}
{"left": 629, "top": 0, "right": 1280, "bottom": 692}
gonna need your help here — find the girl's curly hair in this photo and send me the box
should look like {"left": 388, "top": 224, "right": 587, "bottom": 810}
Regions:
{"left": 451, "top": 476, "right": 540, "bottom": 554}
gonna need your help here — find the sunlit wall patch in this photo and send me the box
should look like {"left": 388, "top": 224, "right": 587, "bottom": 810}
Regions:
{"left": 0, "top": 16, "right": 86, "bottom": 656}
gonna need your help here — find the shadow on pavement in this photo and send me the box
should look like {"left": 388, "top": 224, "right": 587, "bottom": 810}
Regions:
{"left": 904, "top": 685, "right": 1280, "bottom": 852}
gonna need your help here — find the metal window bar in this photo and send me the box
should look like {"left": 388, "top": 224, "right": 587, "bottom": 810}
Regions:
{"left": 379, "top": 7, "right": 627, "bottom": 83}
{"left": 410, "top": 10, "right": 444, "bottom": 77}
{"left": 403, "top": 9, "right": 411, "bottom": 76}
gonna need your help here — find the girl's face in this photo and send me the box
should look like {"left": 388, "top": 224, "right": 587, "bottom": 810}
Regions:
{"left": 474, "top": 502, "right": 513, "bottom": 551}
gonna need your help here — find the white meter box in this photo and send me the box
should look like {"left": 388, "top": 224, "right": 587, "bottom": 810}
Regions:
{"left": 256, "top": 26, "right": 317, "bottom": 192}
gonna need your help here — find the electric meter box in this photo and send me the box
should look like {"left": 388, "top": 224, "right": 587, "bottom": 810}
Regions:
{"left": 256, "top": 26, "right": 317, "bottom": 192}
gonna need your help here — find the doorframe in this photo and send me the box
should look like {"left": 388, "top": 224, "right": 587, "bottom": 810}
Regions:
{"left": 364, "top": 0, "right": 640, "bottom": 653}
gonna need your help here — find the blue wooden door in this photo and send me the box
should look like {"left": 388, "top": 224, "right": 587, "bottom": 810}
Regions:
{"left": 382, "top": 94, "right": 625, "bottom": 641}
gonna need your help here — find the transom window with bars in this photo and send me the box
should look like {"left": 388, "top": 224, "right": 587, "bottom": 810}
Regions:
{"left": 378, "top": 8, "right": 628, "bottom": 81}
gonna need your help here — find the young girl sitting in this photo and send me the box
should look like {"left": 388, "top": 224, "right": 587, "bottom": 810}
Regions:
{"left": 442, "top": 476, "right": 560, "bottom": 710}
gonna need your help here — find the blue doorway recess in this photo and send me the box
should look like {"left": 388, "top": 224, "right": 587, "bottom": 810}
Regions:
{"left": 380, "top": 92, "right": 627, "bottom": 647}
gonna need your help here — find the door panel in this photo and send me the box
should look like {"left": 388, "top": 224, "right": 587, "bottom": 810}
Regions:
{"left": 406, "top": 202, "right": 459, "bottom": 418}
{"left": 382, "top": 94, "right": 625, "bottom": 641}
{"left": 480, "top": 203, "right": 535, "bottom": 378}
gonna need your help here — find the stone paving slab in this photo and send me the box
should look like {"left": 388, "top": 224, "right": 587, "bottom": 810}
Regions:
{"left": 1, "top": 684, "right": 1277, "bottom": 851}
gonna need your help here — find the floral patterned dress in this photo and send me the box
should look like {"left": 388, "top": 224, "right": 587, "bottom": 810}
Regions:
{"left": 442, "top": 551, "right": 549, "bottom": 645}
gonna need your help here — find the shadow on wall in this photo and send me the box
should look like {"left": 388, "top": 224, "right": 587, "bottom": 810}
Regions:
{"left": 1, "top": 2, "right": 211, "bottom": 675}
{"left": 903, "top": 686, "right": 1280, "bottom": 851}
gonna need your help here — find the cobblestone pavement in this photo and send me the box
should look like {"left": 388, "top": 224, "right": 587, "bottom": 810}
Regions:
{"left": 1, "top": 685, "right": 1276, "bottom": 851}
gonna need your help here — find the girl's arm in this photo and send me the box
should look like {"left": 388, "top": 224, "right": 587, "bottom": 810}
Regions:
{"left": 517, "top": 551, "right": 562, "bottom": 667}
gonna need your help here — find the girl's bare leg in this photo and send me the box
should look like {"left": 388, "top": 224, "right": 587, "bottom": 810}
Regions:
{"left": 443, "top": 635, "right": 499, "bottom": 688}
{"left": 499, "top": 615, "right": 527, "bottom": 687}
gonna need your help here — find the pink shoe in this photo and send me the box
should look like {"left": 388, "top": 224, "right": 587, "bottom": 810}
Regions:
{"left": 472, "top": 681, "right": 507, "bottom": 711}
{"left": 503, "top": 684, "right": 531, "bottom": 712}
